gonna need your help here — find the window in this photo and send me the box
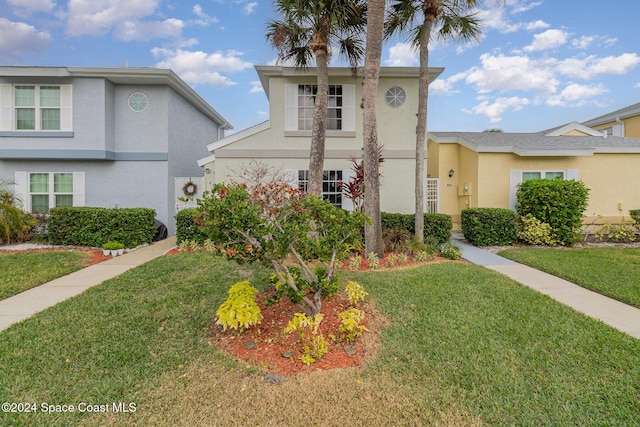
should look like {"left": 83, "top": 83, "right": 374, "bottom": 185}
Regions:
{"left": 15, "top": 85, "right": 61, "bottom": 130}
{"left": 29, "top": 172, "right": 74, "bottom": 214}
{"left": 128, "top": 92, "right": 149, "bottom": 112}
{"left": 0, "top": 84, "right": 72, "bottom": 132}
{"left": 522, "top": 171, "right": 564, "bottom": 182}
{"left": 297, "top": 85, "right": 342, "bottom": 131}
{"left": 297, "top": 170, "right": 343, "bottom": 208}
{"left": 285, "top": 84, "right": 355, "bottom": 134}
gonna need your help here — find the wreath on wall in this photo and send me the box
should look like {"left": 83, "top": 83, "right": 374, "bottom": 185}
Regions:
{"left": 182, "top": 181, "right": 198, "bottom": 197}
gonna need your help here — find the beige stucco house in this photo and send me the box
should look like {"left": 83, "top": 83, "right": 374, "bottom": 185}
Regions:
{"left": 198, "top": 65, "right": 443, "bottom": 213}
{"left": 428, "top": 113, "right": 640, "bottom": 228}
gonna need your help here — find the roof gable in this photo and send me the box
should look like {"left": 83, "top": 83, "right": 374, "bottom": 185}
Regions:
{"left": 582, "top": 101, "right": 640, "bottom": 127}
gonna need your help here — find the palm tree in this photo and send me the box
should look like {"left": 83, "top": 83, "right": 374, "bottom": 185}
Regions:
{"left": 362, "top": 0, "right": 386, "bottom": 257}
{"left": 386, "top": 0, "right": 482, "bottom": 242}
{"left": 267, "top": 0, "right": 367, "bottom": 196}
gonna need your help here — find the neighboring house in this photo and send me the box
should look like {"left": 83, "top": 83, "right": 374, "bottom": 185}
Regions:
{"left": 582, "top": 101, "right": 640, "bottom": 138}
{"left": 198, "top": 65, "right": 443, "bottom": 214}
{"left": 0, "top": 66, "right": 231, "bottom": 235}
{"left": 428, "top": 120, "right": 640, "bottom": 228}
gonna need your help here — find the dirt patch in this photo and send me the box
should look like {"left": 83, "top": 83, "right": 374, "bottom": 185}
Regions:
{"left": 208, "top": 291, "right": 387, "bottom": 376}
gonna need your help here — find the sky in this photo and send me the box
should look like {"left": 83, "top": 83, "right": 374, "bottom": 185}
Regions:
{"left": 1, "top": 0, "right": 639, "bottom": 134}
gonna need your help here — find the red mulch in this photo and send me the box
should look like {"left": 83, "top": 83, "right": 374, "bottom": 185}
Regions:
{"left": 207, "top": 291, "right": 375, "bottom": 376}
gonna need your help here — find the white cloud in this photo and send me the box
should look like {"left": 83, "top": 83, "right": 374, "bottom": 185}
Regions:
{"left": 546, "top": 83, "right": 607, "bottom": 107}
{"left": 571, "top": 35, "right": 596, "bottom": 49}
{"left": 464, "top": 53, "right": 559, "bottom": 95}
{"left": 114, "top": 18, "right": 183, "bottom": 41}
{"left": 66, "top": 0, "right": 182, "bottom": 41}
{"left": 510, "top": 0, "right": 543, "bottom": 14}
{"left": 192, "top": 4, "right": 219, "bottom": 26}
{"left": 249, "top": 80, "right": 264, "bottom": 94}
{"left": 524, "top": 20, "right": 549, "bottom": 31}
{"left": 556, "top": 53, "right": 640, "bottom": 79}
{"left": 152, "top": 48, "right": 253, "bottom": 87}
{"left": 243, "top": 2, "right": 258, "bottom": 15}
{"left": 0, "top": 18, "right": 51, "bottom": 61}
{"left": 429, "top": 79, "right": 453, "bottom": 95}
{"left": 384, "top": 42, "right": 418, "bottom": 66}
{"left": 7, "top": 0, "right": 55, "bottom": 16}
{"left": 523, "top": 29, "right": 570, "bottom": 52}
{"left": 464, "top": 96, "right": 531, "bottom": 123}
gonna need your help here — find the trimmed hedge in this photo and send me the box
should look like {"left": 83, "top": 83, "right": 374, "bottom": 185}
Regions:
{"left": 516, "top": 179, "right": 589, "bottom": 245}
{"left": 630, "top": 210, "right": 640, "bottom": 227}
{"left": 176, "top": 208, "right": 207, "bottom": 245}
{"left": 381, "top": 212, "right": 452, "bottom": 244}
{"left": 48, "top": 207, "right": 156, "bottom": 248}
{"left": 461, "top": 208, "right": 519, "bottom": 246}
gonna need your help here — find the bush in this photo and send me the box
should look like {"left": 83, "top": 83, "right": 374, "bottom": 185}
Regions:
{"left": 518, "top": 214, "right": 556, "bottom": 246}
{"left": 630, "top": 210, "right": 640, "bottom": 229}
{"left": 175, "top": 208, "right": 207, "bottom": 245}
{"left": 215, "top": 281, "right": 263, "bottom": 332}
{"left": 381, "top": 212, "right": 452, "bottom": 244}
{"left": 594, "top": 219, "right": 637, "bottom": 243}
{"left": 48, "top": 207, "right": 156, "bottom": 248}
{"left": 461, "top": 208, "right": 518, "bottom": 246}
{"left": 0, "top": 179, "right": 37, "bottom": 244}
{"left": 516, "top": 179, "right": 589, "bottom": 245}
{"left": 440, "top": 242, "right": 462, "bottom": 260}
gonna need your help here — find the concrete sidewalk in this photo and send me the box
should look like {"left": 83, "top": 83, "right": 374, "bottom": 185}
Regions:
{"left": 453, "top": 236, "right": 640, "bottom": 339}
{"left": 0, "top": 237, "right": 176, "bottom": 332}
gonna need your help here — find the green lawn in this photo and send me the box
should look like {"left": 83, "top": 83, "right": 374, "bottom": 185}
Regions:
{"left": 498, "top": 247, "right": 640, "bottom": 309}
{"left": 1, "top": 253, "right": 638, "bottom": 426}
{"left": 0, "top": 251, "right": 91, "bottom": 300}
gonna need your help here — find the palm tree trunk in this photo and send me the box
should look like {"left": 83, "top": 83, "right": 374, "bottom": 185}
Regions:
{"left": 308, "top": 43, "right": 329, "bottom": 196}
{"left": 363, "top": 0, "right": 385, "bottom": 257}
{"left": 414, "top": 4, "right": 437, "bottom": 244}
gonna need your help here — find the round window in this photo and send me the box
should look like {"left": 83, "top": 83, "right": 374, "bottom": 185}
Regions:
{"left": 128, "top": 92, "right": 148, "bottom": 112}
{"left": 385, "top": 86, "right": 406, "bottom": 108}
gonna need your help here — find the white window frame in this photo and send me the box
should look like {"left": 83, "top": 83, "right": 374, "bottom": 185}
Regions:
{"left": 0, "top": 84, "right": 73, "bottom": 132}
{"left": 284, "top": 83, "right": 355, "bottom": 135}
{"left": 14, "top": 171, "right": 85, "bottom": 214}
{"left": 285, "top": 168, "right": 355, "bottom": 210}
{"left": 521, "top": 170, "right": 565, "bottom": 182}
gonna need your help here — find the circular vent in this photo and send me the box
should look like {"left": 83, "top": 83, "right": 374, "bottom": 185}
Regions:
{"left": 385, "top": 86, "right": 406, "bottom": 107}
{"left": 128, "top": 92, "right": 149, "bottom": 112}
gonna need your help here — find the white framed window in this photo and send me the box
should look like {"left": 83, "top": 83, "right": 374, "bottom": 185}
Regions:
{"left": 286, "top": 169, "right": 355, "bottom": 210}
{"left": 285, "top": 84, "right": 355, "bottom": 134}
{"left": 14, "top": 171, "right": 85, "bottom": 214}
{"left": 0, "top": 84, "right": 73, "bottom": 132}
{"left": 522, "top": 170, "right": 565, "bottom": 181}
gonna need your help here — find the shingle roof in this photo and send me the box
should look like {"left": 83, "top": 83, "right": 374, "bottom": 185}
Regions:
{"left": 429, "top": 131, "right": 640, "bottom": 156}
{"left": 582, "top": 102, "right": 640, "bottom": 127}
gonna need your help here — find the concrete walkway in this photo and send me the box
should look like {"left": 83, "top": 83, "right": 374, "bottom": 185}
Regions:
{"left": 453, "top": 236, "right": 640, "bottom": 339}
{"left": 0, "top": 237, "right": 176, "bottom": 332}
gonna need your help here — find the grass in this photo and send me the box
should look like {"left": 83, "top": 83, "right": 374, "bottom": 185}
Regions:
{"left": 1, "top": 253, "right": 639, "bottom": 426}
{"left": 498, "top": 247, "right": 640, "bottom": 309}
{"left": 0, "top": 251, "right": 91, "bottom": 300}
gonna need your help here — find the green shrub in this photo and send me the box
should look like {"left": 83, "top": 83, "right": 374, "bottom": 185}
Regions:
{"left": 175, "top": 208, "right": 207, "bottom": 245}
{"left": 0, "top": 179, "right": 37, "bottom": 244}
{"left": 215, "top": 281, "right": 263, "bottom": 332}
{"left": 461, "top": 208, "right": 518, "bottom": 246}
{"left": 630, "top": 210, "right": 640, "bottom": 229}
{"left": 518, "top": 214, "right": 556, "bottom": 246}
{"left": 338, "top": 308, "right": 366, "bottom": 342}
{"left": 440, "top": 242, "right": 462, "bottom": 260}
{"left": 381, "top": 212, "right": 452, "bottom": 244}
{"left": 516, "top": 179, "right": 589, "bottom": 245}
{"left": 594, "top": 219, "right": 637, "bottom": 243}
{"left": 48, "top": 207, "right": 155, "bottom": 248}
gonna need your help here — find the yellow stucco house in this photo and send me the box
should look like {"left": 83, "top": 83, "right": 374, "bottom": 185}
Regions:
{"left": 428, "top": 105, "right": 640, "bottom": 228}
{"left": 198, "top": 65, "right": 443, "bottom": 213}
